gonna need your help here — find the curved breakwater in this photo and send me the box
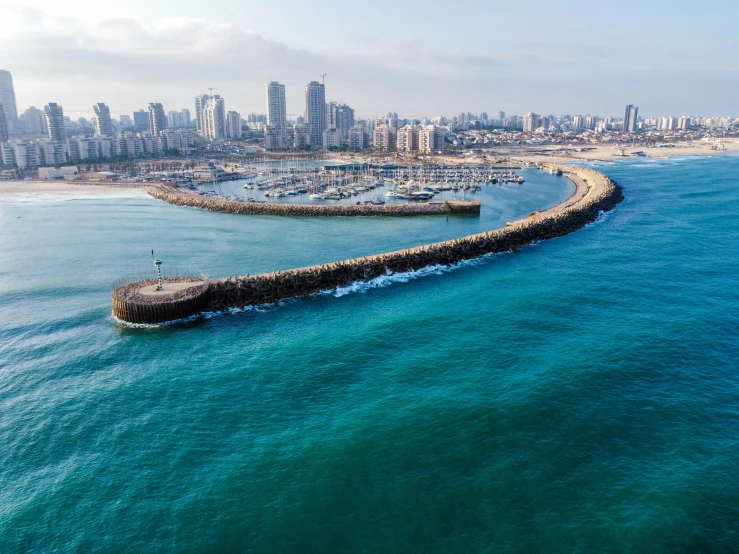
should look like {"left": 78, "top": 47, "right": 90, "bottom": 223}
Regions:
{"left": 148, "top": 185, "right": 482, "bottom": 216}
{"left": 114, "top": 166, "right": 623, "bottom": 324}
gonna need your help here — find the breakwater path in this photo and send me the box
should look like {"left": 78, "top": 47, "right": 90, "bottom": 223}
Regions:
{"left": 148, "top": 185, "right": 482, "bottom": 216}
{"left": 113, "top": 166, "right": 623, "bottom": 324}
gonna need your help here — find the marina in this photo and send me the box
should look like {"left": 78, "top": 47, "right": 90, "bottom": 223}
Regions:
{"left": 190, "top": 160, "right": 531, "bottom": 206}
{"left": 113, "top": 165, "right": 622, "bottom": 324}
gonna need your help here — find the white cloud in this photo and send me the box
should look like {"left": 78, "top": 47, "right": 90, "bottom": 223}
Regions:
{"left": 2, "top": 6, "right": 736, "bottom": 119}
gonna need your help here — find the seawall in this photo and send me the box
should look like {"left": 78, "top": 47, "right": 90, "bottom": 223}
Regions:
{"left": 114, "top": 166, "right": 623, "bottom": 324}
{"left": 148, "top": 185, "right": 481, "bottom": 217}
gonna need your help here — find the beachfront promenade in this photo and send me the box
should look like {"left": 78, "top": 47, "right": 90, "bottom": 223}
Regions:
{"left": 112, "top": 165, "right": 623, "bottom": 324}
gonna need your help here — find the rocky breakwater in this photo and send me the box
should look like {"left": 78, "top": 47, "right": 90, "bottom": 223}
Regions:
{"left": 114, "top": 167, "right": 622, "bottom": 324}
{"left": 148, "top": 185, "right": 481, "bottom": 217}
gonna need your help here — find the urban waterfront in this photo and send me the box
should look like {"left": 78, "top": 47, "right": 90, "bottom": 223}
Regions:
{"left": 1, "top": 156, "right": 738, "bottom": 551}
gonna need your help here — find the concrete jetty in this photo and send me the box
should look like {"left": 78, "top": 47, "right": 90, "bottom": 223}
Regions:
{"left": 148, "top": 185, "right": 482, "bottom": 217}
{"left": 113, "top": 166, "right": 623, "bottom": 324}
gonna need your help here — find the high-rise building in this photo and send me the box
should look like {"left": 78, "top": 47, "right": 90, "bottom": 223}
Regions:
{"left": 0, "top": 71, "right": 19, "bottom": 134}
{"left": 266, "top": 82, "right": 287, "bottom": 148}
{"left": 523, "top": 112, "right": 540, "bottom": 133}
{"left": 148, "top": 103, "right": 167, "bottom": 136}
{"left": 0, "top": 105, "right": 8, "bottom": 142}
{"left": 194, "top": 94, "right": 210, "bottom": 132}
{"left": 333, "top": 104, "right": 355, "bottom": 138}
{"left": 23, "top": 107, "right": 47, "bottom": 136}
{"left": 181, "top": 109, "right": 192, "bottom": 128}
{"left": 226, "top": 111, "right": 242, "bottom": 139}
{"left": 93, "top": 103, "right": 114, "bottom": 137}
{"left": 678, "top": 116, "right": 690, "bottom": 130}
{"left": 167, "top": 111, "right": 182, "bottom": 129}
{"left": 202, "top": 96, "right": 225, "bottom": 139}
{"left": 623, "top": 104, "right": 638, "bottom": 133}
{"left": 305, "top": 81, "right": 326, "bottom": 147}
{"left": 584, "top": 115, "right": 597, "bottom": 130}
{"left": 44, "top": 103, "right": 66, "bottom": 141}
{"left": 498, "top": 111, "right": 506, "bottom": 121}
{"left": 133, "top": 110, "right": 150, "bottom": 131}
{"left": 572, "top": 115, "right": 584, "bottom": 129}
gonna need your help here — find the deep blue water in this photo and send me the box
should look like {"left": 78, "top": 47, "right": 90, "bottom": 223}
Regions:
{"left": 1, "top": 156, "right": 738, "bottom": 552}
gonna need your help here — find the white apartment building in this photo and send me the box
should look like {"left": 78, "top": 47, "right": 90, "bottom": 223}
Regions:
{"left": 23, "top": 107, "right": 47, "bottom": 136}
{"left": 226, "top": 111, "right": 242, "bottom": 139}
{"left": 293, "top": 123, "right": 311, "bottom": 149}
{"left": 419, "top": 125, "right": 445, "bottom": 154}
{"left": 264, "top": 125, "right": 282, "bottom": 150}
{"left": 202, "top": 97, "right": 226, "bottom": 140}
{"left": 37, "top": 139, "right": 68, "bottom": 166}
{"left": 397, "top": 125, "right": 419, "bottom": 153}
{"left": 322, "top": 126, "right": 342, "bottom": 149}
{"left": 348, "top": 126, "right": 369, "bottom": 150}
{"left": 373, "top": 125, "right": 396, "bottom": 151}
{"left": 266, "top": 82, "right": 287, "bottom": 148}
{"left": 523, "top": 112, "right": 540, "bottom": 133}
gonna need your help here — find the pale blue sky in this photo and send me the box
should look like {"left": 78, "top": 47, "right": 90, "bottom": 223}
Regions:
{"left": 1, "top": 0, "right": 737, "bottom": 119}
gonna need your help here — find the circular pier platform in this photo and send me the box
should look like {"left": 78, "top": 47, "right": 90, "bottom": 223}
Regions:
{"left": 112, "top": 277, "right": 210, "bottom": 324}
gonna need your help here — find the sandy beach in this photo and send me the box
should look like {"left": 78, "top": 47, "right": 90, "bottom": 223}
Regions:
{"left": 495, "top": 140, "right": 739, "bottom": 163}
{"left": 0, "top": 181, "right": 149, "bottom": 195}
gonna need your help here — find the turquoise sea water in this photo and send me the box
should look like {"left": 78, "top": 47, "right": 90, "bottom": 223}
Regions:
{"left": 1, "top": 157, "right": 738, "bottom": 552}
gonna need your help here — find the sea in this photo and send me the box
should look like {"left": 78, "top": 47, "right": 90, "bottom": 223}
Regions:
{"left": 1, "top": 156, "right": 737, "bottom": 552}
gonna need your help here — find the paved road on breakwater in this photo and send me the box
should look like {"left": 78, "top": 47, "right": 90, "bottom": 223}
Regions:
{"left": 112, "top": 165, "right": 622, "bottom": 324}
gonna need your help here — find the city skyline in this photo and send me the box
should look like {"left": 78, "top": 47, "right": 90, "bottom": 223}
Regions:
{"left": 2, "top": 1, "right": 738, "bottom": 119}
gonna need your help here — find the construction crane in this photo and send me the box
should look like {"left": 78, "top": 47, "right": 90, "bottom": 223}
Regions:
{"left": 208, "top": 87, "right": 218, "bottom": 95}
{"left": 318, "top": 74, "right": 327, "bottom": 86}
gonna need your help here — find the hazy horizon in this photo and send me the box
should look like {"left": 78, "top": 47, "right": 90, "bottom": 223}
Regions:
{"left": 1, "top": 0, "right": 738, "bottom": 120}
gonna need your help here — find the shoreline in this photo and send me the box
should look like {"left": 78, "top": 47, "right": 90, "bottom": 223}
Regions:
{"left": 1, "top": 144, "right": 734, "bottom": 197}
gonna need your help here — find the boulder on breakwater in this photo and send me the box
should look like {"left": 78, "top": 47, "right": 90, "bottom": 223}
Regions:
{"left": 114, "top": 167, "right": 623, "bottom": 324}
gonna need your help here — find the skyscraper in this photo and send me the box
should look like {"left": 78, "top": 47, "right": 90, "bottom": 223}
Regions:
{"left": 266, "top": 82, "right": 287, "bottom": 148}
{"left": 0, "top": 105, "right": 8, "bottom": 142}
{"left": 44, "top": 103, "right": 66, "bottom": 141}
{"left": 133, "top": 110, "right": 150, "bottom": 131}
{"left": 194, "top": 94, "right": 210, "bottom": 132}
{"left": 24, "top": 107, "right": 47, "bottom": 136}
{"left": 93, "top": 103, "right": 114, "bottom": 137}
{"left": 148, "top": 103, "right": 167, "bottom": 136}
{"left": 623, "top": 104, "right": 638, "bottom": 133}
{"left": 202, "top": 96, "right": 225, "bottom": 139}
{"left": 305, "top": 81, "right": 326, "bottom": 147}
{"left": 0, "top": 70, "right": 19, "bottom": 134}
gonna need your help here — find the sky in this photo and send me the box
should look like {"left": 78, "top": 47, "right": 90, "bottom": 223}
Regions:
{"left": 1, "top": 0, "right": 737, "bottom": 120}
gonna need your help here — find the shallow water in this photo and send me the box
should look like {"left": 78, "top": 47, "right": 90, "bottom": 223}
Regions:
{"left": 1, "top": 157, "right": 738, "bottom": 552}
